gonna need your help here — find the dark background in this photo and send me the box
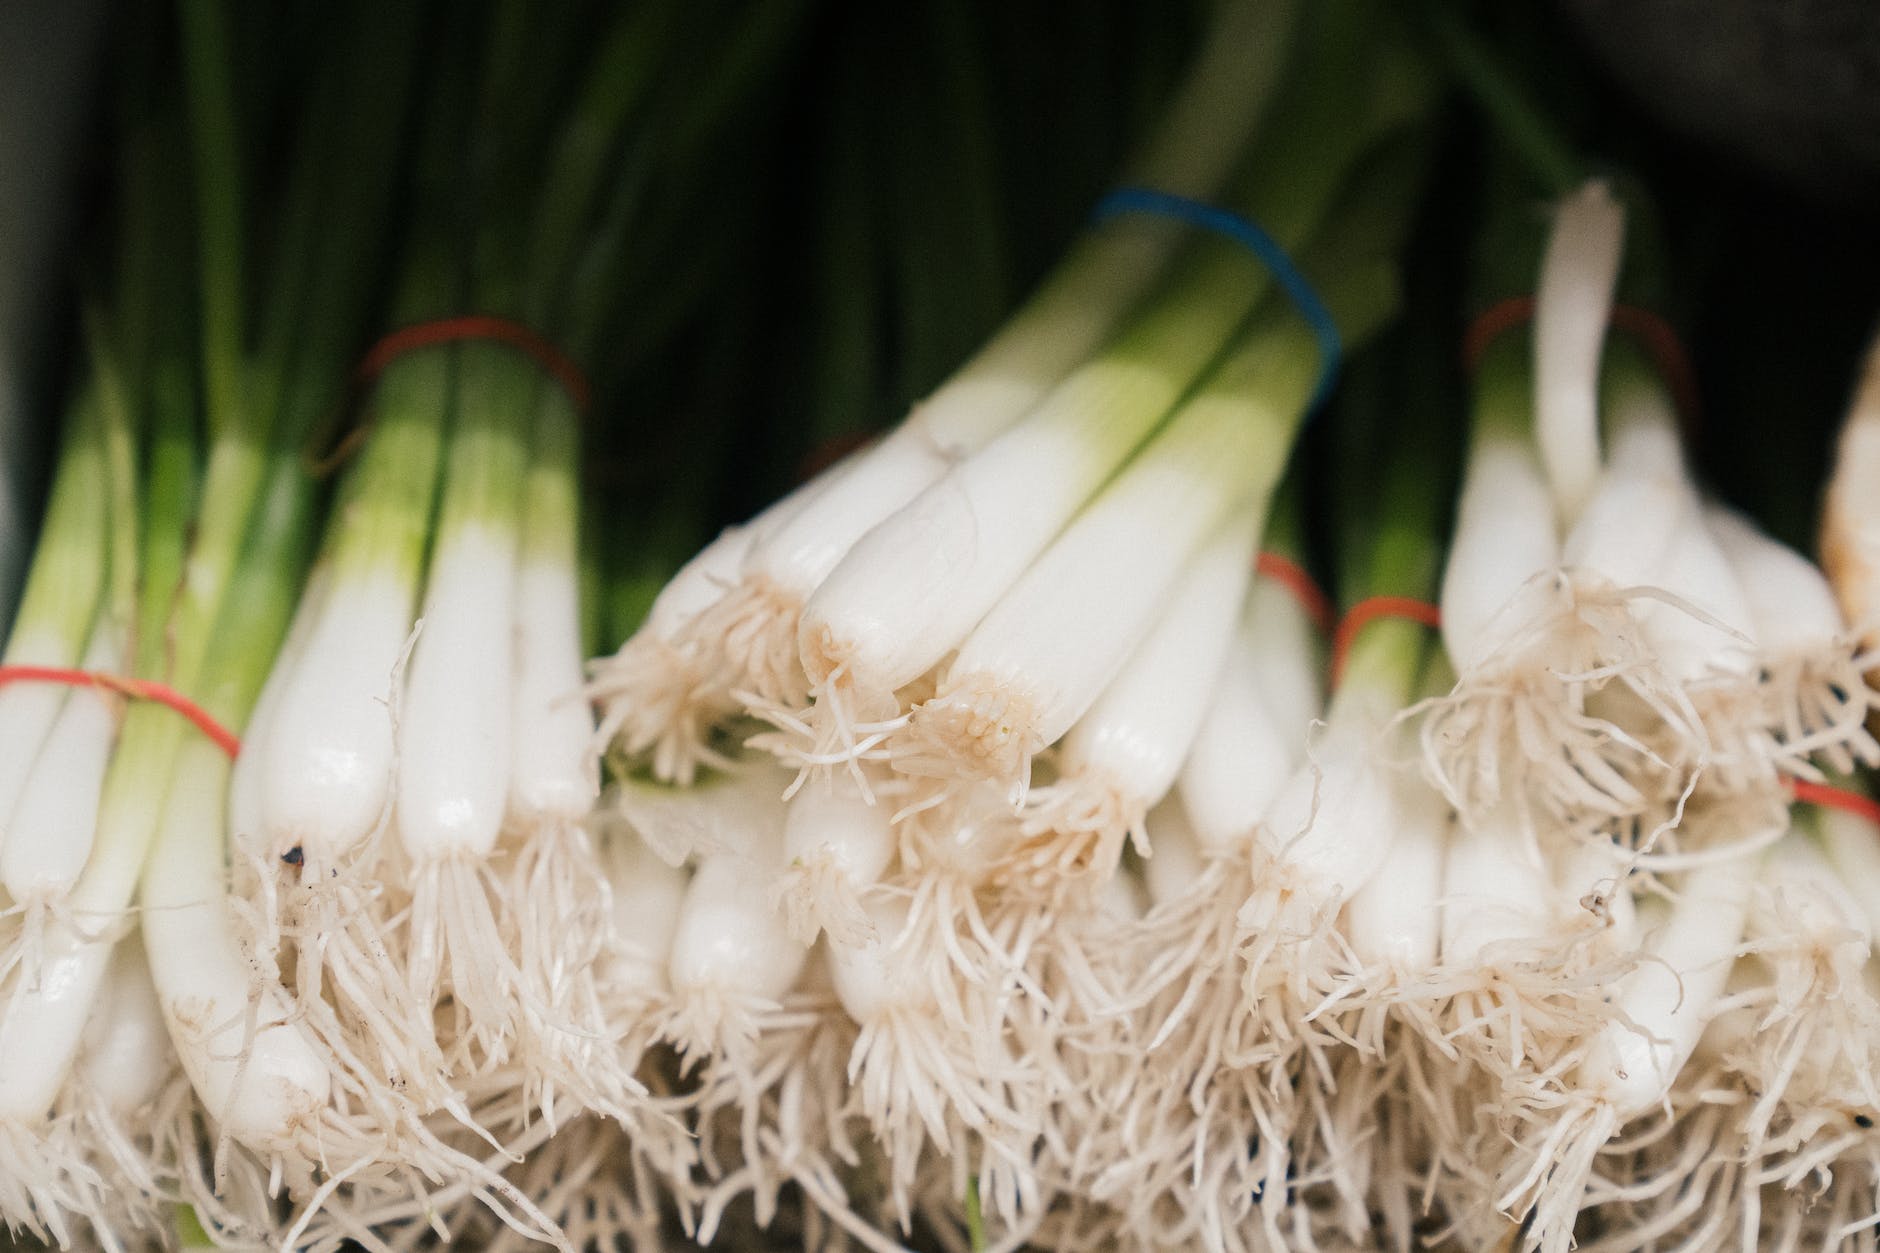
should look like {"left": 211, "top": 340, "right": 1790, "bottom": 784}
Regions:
{"left": 9, "top": 0, "right": 1880, "bottom": 600}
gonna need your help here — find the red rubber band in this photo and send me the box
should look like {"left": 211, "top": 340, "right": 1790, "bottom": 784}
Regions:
{"left": 1330, "top": 596, "right": 1442, "bottom": 689}
{"left": 356, "top": 315, "right": 591, "bottom": 414}
{"left": 1461, "top": 295, "right": 1702, "bottom": 432}
{"left": 1461, "top": 295, "right": 1540, "bottom": 375}
{"left": 1254, "top": 551, "right": 1333, "bottom": 636}
{"left": 0, "top": 665, "right": 241, "bottom": 758}
{"left": 308, "top": 315, "right": 593, "bottom": 479}
{"left": 1787, "top": 778, "right": 1880, "bottom": 827}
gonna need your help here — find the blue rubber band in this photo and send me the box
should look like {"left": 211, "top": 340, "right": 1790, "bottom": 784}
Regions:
{"left": 1093, "top": 186, "right": 1342, "bottom": 413}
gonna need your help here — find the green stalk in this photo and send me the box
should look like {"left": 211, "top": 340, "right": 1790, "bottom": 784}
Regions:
{"left": 601, "top": 511, "right": 700, "bottom": 646}
{"left": 1329, "top": 369, "right": 1450, "bottom": 724}
{"left": 121, "top": 67, "right": 203, "bottom": 677}
{"left": 603, "top": 171, "right": 756, "bottom": 373}
{"left": 580, "top": 488, "right": 608, "bottom": 659}
{"left": 82, "top": 1, "right": 423, "bottom": 914}
{"left": 887, "top": 2, "right": 1007, "bottom": 402}
{"left": 1598, "top": 335, "right": 1675, "bottom": 434}
{"left": 314, "top": 35, "right": 471, "bottom": 594}
{"left": 807, "top": 31, "right": 883, "bottom": 445}
{"left": 595, "top": 292, "right": 764, "bottom": 648}
{"left": 1330, "top": 565, "right": 1439, "bottom": 728}
{"left": 885, "top": 57, "right": 954, "bottom": 406}
{"left": 501, "top": 6, "right": 741, "bottom": 663}
{"left": 520, "top": 387, "right": 581, "bottom": 597}
{"left": 588, "top": 4, "right": 811, "bottom": 359}
{"left": 1125, "top": 0, "right": 1301, "bottom": 195}
{"left": 437, "top": 346, "right": 533, "bottom": 549}
{"left": 268, "top": 3, "right": 425, "bottom": 448}
{"left": 520, "top": 0, "right": 683, "bottom": 326}
{"left": 1, "top": 395, "right": 107, "bottom": 661}
{"left": 468, "top": 1, "right": 572, "bottom": 181}
{"left": 196, "top": 454, "right": 319, "bottom": 737}
{"left": 649, "top": 1, "right": 811, "bottom": 169}
{"left": 1418, "top": 1, "right": 1583, "bottom": 197}
{"left": 135, "top": 333, "right": 201, "bottom": 678}
{"left": 110, "top": 97, "right": 165, "bottom": 407}
{"left": 325, "top": 257, "right": 456, "bottom": 591}
{"left": 177, "top": 0, "right": 245, "bottom": 447}
{"left": 522, "top": 442, "right": 593, "bottom": 679}
{"left": 1261, "top": 473, "right": 1312, "bottom": 564}
{"left": 140, "top": 449, "right": 316, "bottom": 962}
{"left": 1472, "top": 331, "right": 1536, "bottom": 441}
{"left": 1035, "top": 5, "right": 1426, "bottom": 481}
{"left": 84, "top": 315, "right": 142, "bottom": 656}
{"left": 1139, "top": 255, "right": 1402, "bottom": 517}
{"left": 904, "top": 0, "right": 1309, "bottom": 446}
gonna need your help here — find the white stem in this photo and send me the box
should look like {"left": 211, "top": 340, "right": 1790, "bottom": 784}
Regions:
{"left": 614, "top": 762, "right": 796, "bottom": 867}
{"left": 397, "top": 523, "right": 516, "bottom": 860}
{"left": 1640, "top": 496, "right": 1757, "bottom": 684}
{"left": 739, "top": 430, "right": 968, "bottom": 611}
{"left": 1009, "top": 494, "right": 1262, "bottom": 800}
{"left": 800, "top": 352, "right": 1200, "bottom": 700}
{"left": 142, "top": 739, "right": 331, "bottom": 1150}
{"left": 229, "top": 563, "right": 329, "bottom": 857}
{"left": 0, "top": 625, "right": 78, "bottom": 858}
{"left": 898, "top": 316, "right": 1317, "bottom": 788}
{"left": 674, "top": 451, "right": 860, "bottom": 624}
{"left": 73, "top": 933, "right": 171, "bottom": 1116}
{"left": 510, "top": 546, "right": 596, "bottom": 825}
{"left": 261, "top": 565, "right": 416, "bottom": 860}
{"left": 1141, "top": 795, "right": 1205, "bottom": 908}
{"left": 750, "top": 0, "right": 1296, "bottom": 614}
{"left": 1533, "top": 179, "right": 1625, "bottom": 526}
{"left": 1343, "top": 775, "right": 1450, "bottom": 972}
{"left": 783, "top": 771, "right": 892, "bottom": 876}
{"left": 779, "top": 768, "right": 895, "bottom": 945}
{"left": 1822, "top": 337, "right": 1880, "bottom": 647}
{"left": 1554, "top": 838, "right": 1639, "bottom": 955}
{"left": 1179, "top": 577, "right": 1321, "bottom": 857}
{"left": 1751, "top": 827, "right": 1873, "bottom": 948}
{"left": 0, "top": 922, "right": 111, "bottom": 1122}
{"left": 827, "top": 895, "right": 921, "bottom": 1023}
{"left": 1100, "top": 862, "right": 1149, "bottom": 924}
{"left": 667, "top": 850, "right": 808, "bottom": 1020}
{"left": 1704, "top": 502, "right": 1847, "bottom": 653}
{"left": 597, "top": 815, "right": 689, "bottom": 1001}
{"left": 660, "top": 765, "right": 804, "bottom": 1027}
{"left": 1576, "top": 848, "right": 1759, "bottom": 1117}
{"left": 1819, "top": 806, "right": 1880, "bottom": 944}
{"left": 2, "top": 629, "right": 121, "bottom": 902}
{"left": 1439, "top": 809, "right": 1556, "bottom": 966}
{"left": 642, "top": 524, "right": 755, "bottom": 642}
{"left": 1254, "top": 726, "right": 1399, "bottom": 905}
{"left": 1560, "top": 415, "right": 1686, "bottom": 585}
{"left": 1247, "top": 566, "right": 1325, "bottom": 741}
{"left": 1441, "top": 428, "right": 1559, "bottom": 671}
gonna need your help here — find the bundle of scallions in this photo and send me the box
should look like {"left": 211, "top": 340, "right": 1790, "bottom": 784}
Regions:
{"left": 6, "top": 1, "right": 1880, "bottom": 1251}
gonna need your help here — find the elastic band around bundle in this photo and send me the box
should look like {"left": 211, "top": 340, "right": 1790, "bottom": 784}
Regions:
{"left": 357, "top": 316, "right": 591, "bottom": 412}
{"left": 1255, "top": 551, "right": 1333, "bottom": 635}
{"left": 0, "top": 666, "right": 241, "bottom": 757}
{"left": 1330, "top": 596, "right": 1442, "bottom": 689}
{"left": 1462, "top": 295, "right": 1701, "bottom": 430}
{"left": 1788, "top": 777, "right": 1880, "bottom": 827}
{"left": 311, "top": 316, "right": 592, "bottom": 477}
{"left": 1094, "top": 187, "right": 1342, "bottom": 412}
